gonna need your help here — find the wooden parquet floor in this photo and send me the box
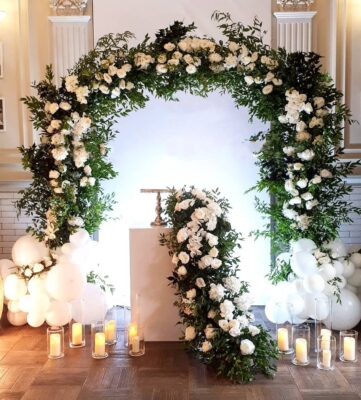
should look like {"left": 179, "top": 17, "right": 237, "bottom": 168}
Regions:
{"left": 0, "top": 307, "right": 360, "bottom": 400}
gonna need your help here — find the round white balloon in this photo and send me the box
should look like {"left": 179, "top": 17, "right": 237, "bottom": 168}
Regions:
{"left": 286, "top": 293, "right": 305, "bottom": 316}
{"left": 291, "top": 238, "right": 317, "bottom": 254}
{"left": 0, "top": 259, "right": 15, "bottom": 279}
{"left": 4, "top": 275, "right": 27, "bottom": 301}
{"left": 324, "top": 239, "right": 347, "bottom": 259}
{"left": 45, "top": 262, "right": 86, "bottom": 302}
{"left": 27, "top": 312, "right": 45, "bottom": 328}
{"left": 319, "top": 264, "right": 336, "bottom": 281}
{"left": 333, "top": 261, "right": 344, "bottom": 276}
{"left": 350, "top": 252, "right": 361, "bottom": 268}
{"left": 265, "top": 300, "right": 290, "bottom": 324}
{"left": 324, "top": 289, "right": 361, "bottom": 330}
{"left": 346, "top": 284, "right": 357, "bottom": 293}
{"left": 291, "top": 251, "right": 318, "bottom": 277}
{"left": 343, "top": 260, "right": 356, "bottom": 279}
{"left": 303, "top": 273, "right": 325, "bottom": 294}
{"left": 19, "top": 294, "right": 32, "bottom": 313}
{"left": 7, "top": 310, "right": 27, "bottom": 326}
{"left": 12, "top": 235, "right": 48, "bottom": 267}
{"left": 28, "top": 275, "right": 47, "bottom": 295}
{"left": 347, "top": 268, "right": 361, "bottom": 287}
{"left": 69, "top": 229, "right": 90, "bottom": 247}
{"left": 8, "top": 300, "right": 21, "bottom": 313}
{"left": 45, "top": 300, "right": 71, "bottom": 326}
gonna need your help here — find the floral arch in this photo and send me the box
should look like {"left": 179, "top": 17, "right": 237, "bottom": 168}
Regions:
{"left": 17, "top": 12, "right": 358, "bottom": 382}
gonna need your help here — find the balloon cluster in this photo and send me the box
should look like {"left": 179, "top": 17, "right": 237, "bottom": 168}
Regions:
{"left": 0, "top": 230, "right": 107, "bottom": 327}
{"left": 265, "top": 238, "right": 361, "bottom": 331}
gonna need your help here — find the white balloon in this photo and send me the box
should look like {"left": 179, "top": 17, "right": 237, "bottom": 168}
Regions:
{"left": 346, "top": 284, "right": 357, "bottom": 293}
{"left": 45, "top": 262, "right": 86, "bottom": 302}
{"left": 270, "top": 281, "right": 293, "bottom": 302}
{"left": 286, "top": 293, "right": 305, "bottom": 315}
{"left": 291, "top": 278, "right": 304, "bottom": 293}
{"left": 265, "top": 300, "right": 290, "bottom": 324}
{"left": 324, "top": 289, "right": 361, "bottom": 330}
{"left": 303, "top": 273, "right": 325, "bottom": 294}
{"left": 61, "top": 242, "right": 74, "bottom": 256}
{"left": 333, "top": 261, "right": 344, "bottom": 276}
{"left": 69, "top": 229, "right": 90, "bottom": 247}
{"left": 29, "top": 293, "right": 50, "bottom": 315}
{"left": 343, "top": 260, "right": 356, "bottom": 279}
{"left": 4, "top": 275, "right": 27, "bottom": 301}
{"left": 71, "top": 283, "right": 107, "bottom": 324}
{"left": 347, "top": 269, "right": 361, "bottom": 287}
{"left": 45, "top": 300, "right": 71, "bottom": 326}
{"left": 27, "top": 312, "right": 45, "bottom": 328}
{"left": 19, "top": 294, "right": 32, "bottom": 313}
{"left": 314, "top": 294, "right": 330, "bottom": 320}
{"left": 291, "top": 238, "right": 317, "bottom": 254}
{"left": 324, "top": 239, "right": 347, "bottom": 259}
{"left": 7, "top": 310, "right": 27, "bottom": 326}
{"left": 319, "top": 264, "right": 336, "bottom": 281}
{"left": 12, "top": 235, "right": 48, "bottom": 266}
{"left": 0, "top": 259, "right": 15, "bottom": 279}
{"left": 8, "top": 300, "right": 21, "bottom": 313}
{"left": 298, "top": 293, "right": 318, "bottom": 319}
{"left": 350, "top": 252, "right": 361, "bottom": 268}
{"left": 291, "top": 251, "right": 318, "bottom": 277}
{"left": 28, "top": 275, "right": 47, "bottom": 295}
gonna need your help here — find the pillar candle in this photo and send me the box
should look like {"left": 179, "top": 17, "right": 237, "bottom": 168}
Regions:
{"left": 344, "top": 337, "right": 356, "bottom": 361}
{"left": 105, "top": 320, "right": 116, "bottom": 342}
{"left": 295, "top": 338, "right": 308, "bottom": 363}
{"left": 322, "top": 349, "right": 331, "bottom": 368}
{"left": 94, "top": 332, "right": 106, "bottom": 356}
{"left": 277, "top": 328, "right": 289, "bottom": 351}
{"left": 50, "top": 333, "right": 61, "bottom": 357}
{"left": 320, "top": 329, "right": 331, "bottom": 351}
{"left": 131, "top": 335, "right": 140, "bottom": 353}
{"left": 72, "top": 322, "right": 83, "bottom": 346}
{"left": 129, "top": 323, "right": 138, "bottom": 338}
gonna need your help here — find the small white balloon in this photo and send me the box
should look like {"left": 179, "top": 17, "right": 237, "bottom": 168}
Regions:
{"left": 319, "top": 264, "right": 336, "bottom": 281}
{"left": 333, "top": 261, "right": 344, "bottom": 276}
{"left": 8, "top": 300, "right": 21, "bottom": 313}
{"left": 265, "top": 300, "right": 290, "bottom": 324}
{"left": 347, "top": 269, "right": 361, "bottom": 287}
{"left": 69, "top": 229, "right": 90, "bottom": 247}
{"left": 350, "top": 252, "right": 361, "bottom": 268}
{"left": 45, "top": 300, "right": 71, "bottom": 326}
{"left": 27, "top": 312, "right": 45, "bottom": 328}
{"left": 291, "top": 238, "right": 317, "bottom": 254}
{"left": 324, "top": 289, "right": 361, "bottom": 330}
{"left": 19, "top": 294, "right": 32, "bottom": 313}
{"left": 12, "top": 235, "right": 48, "bottom": 266}
{"left": 7, "top": 310, "right": 27, "bottom": 326}
{"left": 291, "top": 279, "right": 305, "bottom": 293}
{"left": 324, "top": 239, "right": 347, "bottom": 259}
{"left": 343, "top": 260, "right": 356, "bottom": 279}
{"left": 287, "top": 293, "right": 305, "bottom": 316}
{"left": 61, "top": 242, "right": 74, "bottom": 256}
{"left": 270, "top": 281, "right": 293, "bottom": 302}
{"left": 4, "top": 275, "right": 27, "bottom": 301}
{"left": 291, "top": 251, "right": 318, "bottom": 277}
{"left": 346, "top": 284, "right": 357, "bottom": 293}
{"left": 303, "top": 273, "right": 325, "bottom": 294}
{"left": 28, "top": 275, "right": 47, "bottom": 295}
{"left": 0, "top": 259, "right": 15, "bottom": 279}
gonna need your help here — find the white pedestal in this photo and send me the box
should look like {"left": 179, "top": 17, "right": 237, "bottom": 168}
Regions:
{"left": 129, "top": 227, "right": 181, "bottom": 341}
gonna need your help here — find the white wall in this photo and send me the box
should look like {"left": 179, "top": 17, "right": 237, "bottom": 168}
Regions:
{"left": 93, "top": 0, "right": 273, "bottom": 304}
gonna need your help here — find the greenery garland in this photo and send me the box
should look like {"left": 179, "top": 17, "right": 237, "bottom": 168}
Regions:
{"left": 160, "top": 187, "right": 277, "bottom": 383}
{"left": 18, "top": 13, "right": 359, "bottom": 284}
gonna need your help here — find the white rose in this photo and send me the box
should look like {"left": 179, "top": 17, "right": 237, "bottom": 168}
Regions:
{"left": 208, "top": 309, "right": 217, "bottom": 319}
{"left": 193, "top": 208, "right": 206, "bottom": 221}
{"left": 117, "top": 68, "right": 127, "bottom": 79}
{"left": 88, "top": 177, "right": 96, "bottom": 186}
{"left": 220, "top": 299, "right": 235, "bottom": 320}
{"left": 224, "top": 54, "right": 238, "bottom": 68}
{"left": 283, "top": 146, "right": 295, "bottom": 156}
{"left": 156, "top": 64, "right": 167, "bottom": 74}
{"left": 229, "top": 326, "right": 241, "bottom": 337}
{"left": 320, "top": 169, "right": 332, "bottom": 178}
{"left": 208, "top": 283, "right": 225, "bottom": 302}
{"left": 296, "top": 131, "right": 312, "bottom": 142}
{"left": 99, "top": 85, "right": 110, "bottom": 94}
{"left": 206, "top": 233, "right": 218, "bottom": 247}
{"left": 244, "top": 76, "right": 254, "bottom": 86}
{"left": 296, "top": 121, "right": 307, "bottom": 132}
{"left": 209, "top": 53, "right": 222, "bottom": 63}
{"left": 314, "top": 96, "right": 325, "bottom": 109}
{"left": 273, "top": 78, "right": 283, "bottom": 86}
{"left": 297, "top": 149, "right": 315, "bottom": 161}
{"left": 205, "top": 326, "right": 216, "bottom": 339}
{"left": 301, "top": 192, "right": 313, "bottom": 201}
{"left": 289, "top": 197, "right": 302, "bottom": 205}
{"left": 177, "top": 266, "right": 187, "bottom": 276}
{"left": 24, "top": 268, "right": 32, "bottom": 277}
{"left": 59, "top": 102, "right": 71, "bottom": 111}
{"left": 218, "top": 319, "right": 229, "bottom": 331}
{"left": 201, "top": 255, "right": 212, "bottom": 267}
{"left": 186, "top": 64, "right": 197, "bottom": 74}
{"left": 209, "top": 247, "right": 219, "bottom": 258}
{"left": 302, "top": 102, "right": 313, "bottom": 114}
{"left": 228, "top": 41, "right": 239, "bottom": 52}
{"left": 51, "top": 146, "right": 68, "bottom": 161}
{"left": 172, "top": 254, "right": 179, "bottom": 265}
{"left": 48, "top": 103, "right": 59, "bottom": 114}
{"left": 186, "top": 288, "right": 196, "bottom": 299}
{"left": 80, "top": 177, "right": 88, "bottom": 187}
{"left": 54, "top": 188, "right": 63, "bottom": 194}
{"left": 201, "top": 341, "right": 212, "bottom": 352}
{"left": 262, "top": 84, "right": 273, "bottom": 95}
{"left": 65, "top": 75, "right": 79, "bottom": 92}
{"left": 278, "top": 115, "right": 288, "bottom": 124}
{"left": 167, "top": 58, "right": 179, "bottom": 66}
{"left": 50, "top": 120, "right": 62, "bottom": 130}
{"left": 223, "top": 276, "right": 241, "bottom": 293}
{"left": 164, "top": 42, "right": 175, "bottom": 51}
{"left": 184, "top": 326, "right": 196, "bottom": 341}
{"left": 196, "top": 277, "right": 206, "bottom": 288}
{"left": 177, "top": 228, "right": 189, "bottom": 243}
{"left": 83, "top": 165, "right": 92, "bottom": 176}
{"left": 111, "top": 88, "right": 121, "bottom": 98}
{"left": 49, "top": 170, "right": 60, "bottom": 179}
{"left": 240, "top": 339, "right": 255, "bottom": 355}
{"left": 309, "top": 116, "right": 324, "bottom": 128}
{"left": 248, "top": 325, "right": 260, "bottom": 336}
{"left": 296, "top": 178, "right": 308, "bottom": 189}
{"left": 191, "top": 189, "right": 206, "bottom": 200}
{"left": 293, "top": 163, "right": 304, "bottom": 171}
{"left": 306, "top": 199, "right": 318, "bottom": 210}
{"left": 178, "top": 251, "right": 190, "bottom": 264}
{"left": 33, "top": 263, "right": 44, "bottom": 273}
{"left": 211, "top": 258, "right": 222, "bottom": 269}
{"left": 264, "top": 72, "right": 274, "bottom": 83}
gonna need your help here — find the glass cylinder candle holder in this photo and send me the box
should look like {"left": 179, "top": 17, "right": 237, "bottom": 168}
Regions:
{"left": 314, "top": 296, "right": 332, "bottom": 351}
{"left": 105, "top": 307, "right": 117, "bottom": 346}
{"left": 69, "top": 319, "right": 85, "bottom": 348}
{"left": 276, "top": 323, "right": 293, "bottom": 355}
{"left": 47, "top": 326, "right": 64, "bottom": 359}
{"left": 91, "top": 321, "right": 108, "bottom": 359}
{"left": 292, "top": 324, "right": 310, "bottom": 366}
{"left": 128, "top": 324, "right": 145, "bottom": 357}
{"left": 339, "top": 330, "right": 358, "bottom": 362}
{"left": 317, "top": 335, "right": 336, "bottom": 370}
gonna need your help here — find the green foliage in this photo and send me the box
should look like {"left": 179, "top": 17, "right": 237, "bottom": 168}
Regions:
{"left": 87, "top": 270, "right": 115, "bottom": 294}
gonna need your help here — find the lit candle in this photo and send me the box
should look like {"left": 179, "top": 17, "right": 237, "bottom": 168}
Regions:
{"left": 344, "top": 337, "right": 356, "bottom": 361}
{"left": 321, "top": 328, "right": 331, "bottom": 337}
{"left": 277, "top": 328, "right": 289, "bottom": 351}
{"left": 71, "top": 322, "right": 83, "bottom": 346}
{"left": 295, "top": 338, "right": 308, "bottom": 363}
{"left": 131, "top": 335, "right": 140, "bottom": 353}
{"left": 129, "top": 323, "right": 138, "bottom": 338}
{"left": 94, "top": 332, "right": 106, "bottom": 356}
{"left": 322, "top": 349, "right": 331, "bottom": 368}
{"left": 320, "top": 329, "right": 331, "bottom": 350}
{"left": 50, "top": 333, "right": 61, "bottom": 357}
{"left": 105, "top": 320, "right": 116, "bottom": 343}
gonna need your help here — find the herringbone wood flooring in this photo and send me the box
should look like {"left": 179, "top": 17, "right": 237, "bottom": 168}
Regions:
{"left": 0, "top": 307, "right": 360, "bottom": 400}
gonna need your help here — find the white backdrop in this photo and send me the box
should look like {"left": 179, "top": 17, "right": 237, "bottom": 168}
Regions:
{"left": 93, "top": 0, "right": 273, "bottom": 305}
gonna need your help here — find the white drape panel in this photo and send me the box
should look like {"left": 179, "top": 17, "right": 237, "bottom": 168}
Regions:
{"left": 93, "top": 0, "right": 272, "bottom": 305}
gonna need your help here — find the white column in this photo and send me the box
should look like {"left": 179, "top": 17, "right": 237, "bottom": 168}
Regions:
{"left": 274, "top": 11, "right": 317, "bottom": 52}
{"left": 48, "top": 16, "right": 93, "bottom": 86}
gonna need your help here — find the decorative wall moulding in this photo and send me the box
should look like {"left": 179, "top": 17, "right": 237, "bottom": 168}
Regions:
{"left": 49, "top": 0, "right": 88, "bottom": 16}
{"left": 274, "top": 11, "right": 317, "bottom": 53}
{"left": 277, "top": 0, "right": 314, "bottom": 7}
